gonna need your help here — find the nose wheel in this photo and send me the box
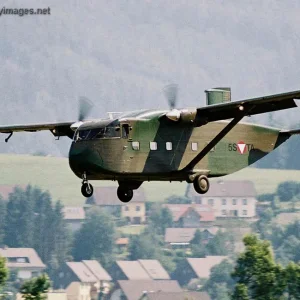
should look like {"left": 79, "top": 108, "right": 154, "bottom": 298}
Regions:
{"left": 193, "top": 175, "right": 210, "bottom": 194}
{"left": 117, "top": 187, "right": 133, "bottom": 203}
{"left": 81, "top": 172, "right": 94, "bottom": 197}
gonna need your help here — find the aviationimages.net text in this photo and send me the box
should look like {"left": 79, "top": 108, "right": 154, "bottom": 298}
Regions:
{"left": 0, "top": 7, "right": 51, "bottom": 17}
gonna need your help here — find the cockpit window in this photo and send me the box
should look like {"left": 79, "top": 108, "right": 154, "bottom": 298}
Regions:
{"left": 75, "top": 127, "right": 120, "bottom": 141}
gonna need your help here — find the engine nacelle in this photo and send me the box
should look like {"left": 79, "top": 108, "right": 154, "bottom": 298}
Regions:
{"left": 165, "top": 108, "right": 197, "bottom": 124}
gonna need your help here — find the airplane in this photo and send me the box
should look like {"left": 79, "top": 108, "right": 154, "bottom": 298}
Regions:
{"left": 0, "top": 85, "right": 300, "bottom": 203}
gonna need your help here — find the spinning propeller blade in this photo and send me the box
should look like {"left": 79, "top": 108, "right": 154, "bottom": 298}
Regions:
{"left": 78, "top": 96, "right": 93, "bottom": 121}
{"left": 163, "top": 84, "right": 178, "bottom": 110}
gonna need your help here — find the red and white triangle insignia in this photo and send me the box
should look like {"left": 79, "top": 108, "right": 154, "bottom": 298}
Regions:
{"left": 237, "top": 141, "right": 246, "bottom": 154}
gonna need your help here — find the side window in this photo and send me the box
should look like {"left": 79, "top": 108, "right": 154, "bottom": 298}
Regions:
{"left": 232, "top": 199, "right": 237, "bottom": 205}
{"left": 191, "top": 142, "right": 198, "bottom": 151}
{"left": 166, "top": 142, "right": 172, "bottom": 151}
{"left": 150, "top": 142, "right": 157, "bottom": 150}
{"left": 222, "top": 199, "right": 227, "bottom": 205}
{"left": 132, "top": 141, "right": 140, "bottom": 151}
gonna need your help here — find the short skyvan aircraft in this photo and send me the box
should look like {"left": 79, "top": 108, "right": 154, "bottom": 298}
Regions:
{"left": 0, "top": 85, "right": 300, "bottom": 202}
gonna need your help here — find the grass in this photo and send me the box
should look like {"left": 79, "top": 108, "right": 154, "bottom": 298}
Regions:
{"left": 117, "top": 225, "right": 145, "bottom": 235}
{"left": 1, "top": 154, "right": 300, "bottom": 206}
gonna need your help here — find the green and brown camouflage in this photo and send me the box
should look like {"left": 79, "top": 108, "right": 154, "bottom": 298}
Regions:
{"left": 1, "top": 88, "right": 300, "bottom": 200}
{"left": 68, "top": 110, "right": 290, "bottom": 182}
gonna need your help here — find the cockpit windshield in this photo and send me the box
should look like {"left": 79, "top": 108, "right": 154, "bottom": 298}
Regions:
{"left": 74, "top": 126, "right": 120, "bottom": 141}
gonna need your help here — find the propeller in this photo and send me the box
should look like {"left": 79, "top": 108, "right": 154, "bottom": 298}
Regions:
{"left": 78, "top": 96, "right": 93, "bottom": 121}
{"left": 163, "top": 84, "right": 178, "bottom": 110}
{"left": 71, "top": 96, "right": 94, "bottom": 131}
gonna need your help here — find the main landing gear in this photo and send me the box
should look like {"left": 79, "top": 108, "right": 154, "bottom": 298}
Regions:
{"left": 117, "top": 187, "right": 133, "bottom": 203}
{"left": 193, "top": 174, "right": 210, "bottom": 194}
{"left": 81, "top": 173, "right": 94, "bottom": 198}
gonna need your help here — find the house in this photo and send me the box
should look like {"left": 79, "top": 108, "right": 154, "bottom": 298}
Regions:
{"left": 86, "top": 187, "right": 146, "bottom": 224}
{"left": 164, "top": 227, "right": 221, "bottom": 248}
{"left": 116, "top": 238, "right": 129, "bottom": 253}
{"left": 110, "top": 260, "right": 170, "bottom": 281}
{"left": 63, "top": 207, "right": 85, "bottom": 232}
{"left": 174, "top": 256, "right": 227, "bottom": 286}
{"left": 0, "top": 247, "right": 46, "bottom": 280}
{"left": 163, "top": 204, "right": 215, "bottom": 227}
{"left": 56, "top": 260, "right": 112, "bottom": 300}
{"left": 141, "top": 291, "right": 211, "bottom": 300}
{"left": 109, "top": 280, "right": 182, "bottom": 300}
{"left": 186, "top": 180, "right": 257, "bottom": 218}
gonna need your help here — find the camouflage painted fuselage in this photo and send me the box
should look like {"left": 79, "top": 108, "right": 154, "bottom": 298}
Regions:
{"left": 68, "top": 109, "right": 289, "bottom": 181}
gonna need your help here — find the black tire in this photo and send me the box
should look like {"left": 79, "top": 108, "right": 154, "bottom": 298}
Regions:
{"left": 193, "top": 175, "right": 210, "bottom": 194}
{"left": 81, "top": 183, "right": 94, "bottom": 197}
{"left": 117, "top": 187, "right": 133, "bottom": 203}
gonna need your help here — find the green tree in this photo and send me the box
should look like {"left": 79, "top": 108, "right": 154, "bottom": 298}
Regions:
{"left": 232, "top": 234, "right": 285, "bottom": 300}
{"left": 276, "top": 181, "right": 300, "bottom": 202}
{"left": 231, "top": 284, "right": 250, "bottom": 300}
{"left": 4, "top": 186, "right": 34, "bottom": 247}
{"left": 149, "top": 206, "right": 173, "bottom": 235}
{"left": 20, "top": 274, "right": 50, "bottom": 300}
{"left": 203, "top": 260, "right": 235, "bottom": 300}
{"left": 206, "top": 231, "right": 233, "bottom": 255}
{"left": 72, "top": 209, "right": 115, "bottom": 268}
{"left": 0, "top": 196, "right": 7, "bottom": 245}
{"left": 128, "top": 234, "right": 158, "bottom": 260}
{"left": 0, "top": 256, "right": 8, "bottom": 291}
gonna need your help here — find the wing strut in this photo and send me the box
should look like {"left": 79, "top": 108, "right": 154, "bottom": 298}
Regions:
{"left": 183, "top": 107, "right": 253, "bottom": 171}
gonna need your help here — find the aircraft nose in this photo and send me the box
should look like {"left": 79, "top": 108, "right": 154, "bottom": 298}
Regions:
{"left": 69, "top": 142, "right": 103, "bottom": 177}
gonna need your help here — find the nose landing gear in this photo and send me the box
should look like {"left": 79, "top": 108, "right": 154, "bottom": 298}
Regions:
{"left": 81, "top": 172, "right": 94, "bottom": 197}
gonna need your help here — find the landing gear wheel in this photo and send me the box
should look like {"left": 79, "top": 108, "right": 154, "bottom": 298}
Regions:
{"left": 117, "top": 187, "right": 133, "bottom": 203}
{"left": 81, "top": 182, "right": 94, "bottom": 197}
{"left": 193, "top": 175, "right": 210, "bottom": 194}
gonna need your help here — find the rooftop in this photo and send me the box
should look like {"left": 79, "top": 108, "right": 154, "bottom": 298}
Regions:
{"left": 116, "top": 261, "right": 151, "bottom": 280}
{"left": 66, "top": 262, "right": 97, "bottom": 283}
{"left": 165, "top": 228, "right": 221, "bottom": 244}
{"left": 0, "top": 248, "right": 46, "bottom": 269}
{"left": 118, "top": 280, "right": 182, "bottom": 300}
{"left": 138, "top": 259, "right": 170, "bottom": 280}
{"left": 163, "top": 204, "right": 215, "bottom": 222}
{"left": 82, "top": 260, "right": 112, "bottom": 281}
{"left": 187, "top": 256, "right": 228, "bottom": 278}
{"left": 145, "top": 291, "right": 210, "bottom": 300}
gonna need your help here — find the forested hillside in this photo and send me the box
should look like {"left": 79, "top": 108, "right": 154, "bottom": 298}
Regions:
{"left": 1, "top": 0, "right": 300, "bottom": 168}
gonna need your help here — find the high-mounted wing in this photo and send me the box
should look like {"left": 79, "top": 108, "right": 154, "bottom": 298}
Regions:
{"left": 0, "top": 122, "right": 75, "bottom": 142}
{"left": 195, "top": 90, "right": 300, "bottom": 125}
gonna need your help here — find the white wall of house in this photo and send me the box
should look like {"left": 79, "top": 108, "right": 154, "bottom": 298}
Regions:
{"left": 200, "top": 197, "right": 256, "bottom": 217}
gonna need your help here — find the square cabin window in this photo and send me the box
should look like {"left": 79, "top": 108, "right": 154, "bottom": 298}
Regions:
{"left": 191, "top": 142, "right": 198, "bottom": 151}
{"left": 166, "top": 142, "right": 172, "bottom": 151}
{"left": 150, "top": 142, "right": 157, "bottom": 150}
{"left": 132, "top": 141, "right": 140, "bottom": 150}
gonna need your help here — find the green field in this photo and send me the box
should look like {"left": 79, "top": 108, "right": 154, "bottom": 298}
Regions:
{"left": 0, "top": 154, "right": 300, "bottom": 206}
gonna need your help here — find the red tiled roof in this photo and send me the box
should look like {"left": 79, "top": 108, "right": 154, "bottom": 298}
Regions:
{"left": 163, "top": 204, "right": 215, "bottom": 222}
{"left": 116, "top": 238, "right": 129, "bottom": 245}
